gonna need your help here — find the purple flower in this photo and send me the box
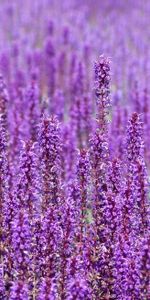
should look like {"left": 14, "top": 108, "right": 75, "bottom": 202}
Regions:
{"left": 0, "top": 265, "right": 5, "bottom": 299}
{"left": 94, "top": 55, "right": 111, "bottom": 133}
{"left": 22, "top": 82, "right": 41, "bottom": 141}
{"left": 125, "top": 112, "right": 149, "bottom": 235}
{"left": 138, "top": 234, "right": 150, "bottom": 298}
{"left": 9, "top": 280, "right": 29, "bottom": 300}
{"left": 61, "top": 124, "right": 77, "bottom": 183}
{"left": 66, "top": 275, "right": 91, "bottom": 300}
{"left": 11, "top": 210, "right": 31, "bottom": 281}
{"left": 38, "top": 115, "right": 62, "bottom": 213}
{"left": 0, "top": 75, "right": 9, "bottom": 128}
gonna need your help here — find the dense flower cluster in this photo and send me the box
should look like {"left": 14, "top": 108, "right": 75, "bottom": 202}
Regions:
{"left": 0, "top": 1, "right": 150, "bottom": 299}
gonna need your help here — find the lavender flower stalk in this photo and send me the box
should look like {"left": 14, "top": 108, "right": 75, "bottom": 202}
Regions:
{"left": 38, "top": 115, "right": 63, "bottom": 297}
{"left": 38, "top": 116, "right": 62, "bottom": 214}
{"left": 94, "top": 55, "right": 111, "bottom": 133}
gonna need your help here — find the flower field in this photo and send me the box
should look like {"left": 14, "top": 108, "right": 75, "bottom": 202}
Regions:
{"left": 0, "top": 1, "right": 149, "bottom": 299}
